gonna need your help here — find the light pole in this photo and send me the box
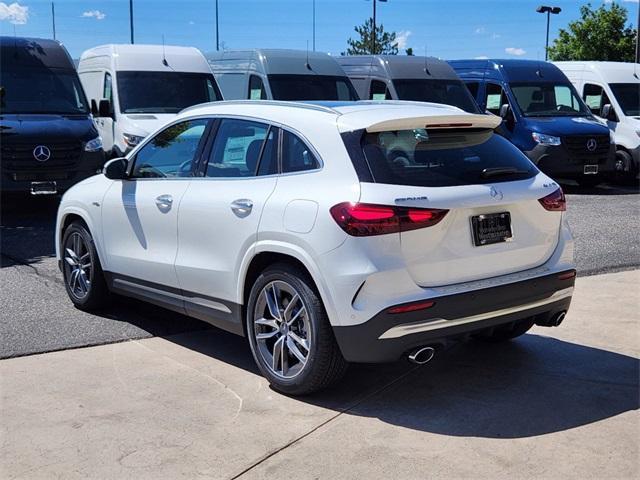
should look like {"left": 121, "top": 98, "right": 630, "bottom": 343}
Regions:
{"left": 312, "top": 0, "right": 315, "bottom": 52}
{"left": 635, "top": 1, "right": 639, "bottom": 63}
{"left": 536, "top": 5, "right": 561, "bottom": 61}
{"left": 215, "top": 0, "right": 219, "bottom": 51}
{"left": 51, "top": 2, "right": 56, "bottom": 40}
{"left": 369, "top": 0, "right": 388, "bottom": 54}
{"left": 129, "top": 0, "right": 134, "bottom": 44}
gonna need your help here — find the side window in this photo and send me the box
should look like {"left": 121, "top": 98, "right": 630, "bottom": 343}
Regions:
{"left": 465, "top": 81, "right": 480, "bottom": 100}
{"left": 206, "top": 119, "right": 269, "bottom": 177}
{"left": 248, "top": 75, "right": 268, "bottom": 100}
{"left": 583, "top": 83, "right": 611, "bottom": 116}
{"left": 131, "top": 119, "right": 208, "bottom": 178}
{"left": 281, "top": 130, "right": 319, "bottom": 173}
{"left": 485, "top": 83, "right": 507, "bottom": 115}
{"left": 370, "top": 80, "right": 390, "bottom": 100}
{"left": 103, "top": 72, "right": 112, "bottom": 103}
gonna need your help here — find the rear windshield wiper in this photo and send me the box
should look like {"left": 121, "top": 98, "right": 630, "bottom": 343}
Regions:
{"left": 481, "top": 167, "right": 530, "bottom": 178}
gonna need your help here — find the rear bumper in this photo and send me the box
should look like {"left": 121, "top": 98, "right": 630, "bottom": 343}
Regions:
{"left": 332, "top": 269, "right": 575, "bottom": 363}
{"left": 525, "top": 143, "right": 616, "bottom": 180}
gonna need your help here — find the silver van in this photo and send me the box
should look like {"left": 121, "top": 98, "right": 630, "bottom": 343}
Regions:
{"left": 208, "top": 49, "right": 359, "bottom": 101}
{"left": 337, "top": 55, "right": 479, "bottom": 112}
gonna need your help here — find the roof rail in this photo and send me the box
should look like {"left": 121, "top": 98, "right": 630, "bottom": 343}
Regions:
{"left": 179, "top": 99, "right": 341, "bottom": 116}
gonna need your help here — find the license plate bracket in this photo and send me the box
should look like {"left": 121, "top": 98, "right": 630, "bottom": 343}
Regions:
{"left": 584, "top": 165, "right": 598, "bottom": 175}
{"left": 30, "top": 181, "right": 57, "bottom": 195}
{"left": 471, "top": 212, "right": 512, "bottom": 246}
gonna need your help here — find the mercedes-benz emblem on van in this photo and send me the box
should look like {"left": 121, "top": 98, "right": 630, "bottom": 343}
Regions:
{"left": 33, "top": 145, "right": 51, "bottom": 162}
{"left": 586, "top": 138, "right": 597, "bottom": 152}
{"left": 490, "top": 186, "right": 504, "bottom": 200}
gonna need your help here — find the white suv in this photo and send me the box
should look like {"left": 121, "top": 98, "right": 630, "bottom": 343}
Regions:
{"left": 56, "top": 100, "right": 576, "bottom": 394}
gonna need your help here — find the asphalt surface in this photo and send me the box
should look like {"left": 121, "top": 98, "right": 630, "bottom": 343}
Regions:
{"left": 1, "top": 182, "right": 639, "bottom": 359}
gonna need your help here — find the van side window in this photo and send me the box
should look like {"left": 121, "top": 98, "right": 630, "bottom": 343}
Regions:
{"left": 370, "top": 80, "right": 390, "bottom": 100}
{"left": 206, "top": 119, "right": 269, "bottom": 177}
{"left": 485, "top": 83, "right": 507, "bottom": 115}
{"left": 281, "top": 130, "right": 319, "bottom": 173}
{"left": 583, "top": 83, "right": 611, "bottom": 117}
{"left": 465, "top": 81, "right": 480, "bottom": 100}
{"left": 248, "top": 75, "right": 267, "bottom": 100}
{"left": 103, "top": 72, "right": 112, "bottom": 104}
{"left": 131, "top": 119, "right": 209, "bottom": 178}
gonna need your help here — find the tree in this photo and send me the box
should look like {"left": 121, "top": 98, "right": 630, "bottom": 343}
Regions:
{"left": 548, "top": 3, "right": 637, "bottom": 62}
{"left": 405, "top": 47, "right": 414, "bottom": 56}
{"left": 346, "top": 18, "right": 398, "bottom": 55}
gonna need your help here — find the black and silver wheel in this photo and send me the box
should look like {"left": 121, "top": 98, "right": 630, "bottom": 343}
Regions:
{"left": 246, "top": 263, "right": 348, "bottom": 395}
{"left": 61, "top": 221, "right": 109, "bottom": 310}
{"left": 613, "top": 150, "right": 639, "bottom": 186}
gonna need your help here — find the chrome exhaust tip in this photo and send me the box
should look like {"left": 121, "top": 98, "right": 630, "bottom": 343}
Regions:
{"left": 552, "top": 311, "right": 566, "bottom": 327}
{"left": 408, "top": 346, "right": 436, "bottom": 365}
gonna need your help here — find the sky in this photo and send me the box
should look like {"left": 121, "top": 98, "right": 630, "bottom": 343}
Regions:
{"left": 0, "top": 0, "right": 638, "bottom": 60}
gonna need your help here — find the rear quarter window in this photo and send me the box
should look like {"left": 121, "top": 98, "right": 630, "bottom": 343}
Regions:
{"left": 358, "top": 128, "right": 538, "bottom": 187}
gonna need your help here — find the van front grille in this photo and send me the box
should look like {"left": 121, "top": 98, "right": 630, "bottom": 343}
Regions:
{"left": 561, "top": 135, "right": 610, "bottom": 164}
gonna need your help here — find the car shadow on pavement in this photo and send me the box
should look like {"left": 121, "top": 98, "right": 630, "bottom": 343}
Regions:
{"left": 165, "top": 328, "right": 639, "bottom": 439}
{"left": 561, "top": 182, "right": 639, "bottom": 196}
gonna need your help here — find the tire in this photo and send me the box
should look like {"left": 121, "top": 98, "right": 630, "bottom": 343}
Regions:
{"left": 613, "top": 150, "right": 639, "bottom": 186}
{"left": 61, "top": 221, "right": 110, "bottom": 311}
{"left": 474, "top": 318, "right": 535, "bottom": 343}
{"left": 246, "top": 263, "right": 348, "bottom": 395}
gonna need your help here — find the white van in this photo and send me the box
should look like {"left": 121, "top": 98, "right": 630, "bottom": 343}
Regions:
{"left": 207, "top": 49, "right": 358, "bottom": 101}
{"left": 555, "top": 61, "right": 640, "bottom": 183}
{"left": 78, "top": 44, "right": 222, "bottom": 157}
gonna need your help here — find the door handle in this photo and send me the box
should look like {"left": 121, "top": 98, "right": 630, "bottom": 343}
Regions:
{"left": 230, "top": 199, "right": 253, "bottom": 217}
{"left": 155, "top": 194, "right": 173, "bottom": 211}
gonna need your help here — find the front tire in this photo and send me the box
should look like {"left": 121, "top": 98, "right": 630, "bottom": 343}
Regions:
{"left": 61, "top": 221, "right": 110, "bottom": 311}
{"left": 613, "top": 150, "right": 639, "bottom": 186}
{"left": 246, "top": 263, "right": 348, "bottom": 395}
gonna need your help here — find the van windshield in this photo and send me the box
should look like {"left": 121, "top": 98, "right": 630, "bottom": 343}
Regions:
{"left": 609, "top": 83, "right": 640, "bottom": 117}
{"left": 359, "top": 128, "right": 537, "bottom": 187}
{"left": 267, "top": 74, "right": 358, "bottom": 101}
{"left": 0, "top": 66, "right": 89, "bottom": 115}
{"left": 117, "top": 71, "right": 221, "bottom": 113}
{"left": 510, "top": 82, "right": 589, "bottom": 117}
{"left": 392, "top": 79, "right": 479, "bottom": 113}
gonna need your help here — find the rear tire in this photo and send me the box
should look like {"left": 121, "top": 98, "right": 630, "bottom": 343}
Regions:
{"left": 474, "top": 318, "right": 535, "bottom": 343}
{"left": 61, "top": 221, "right": 110, "bottom": 311}
{"left": 246, "top": 263, "right": 348, "bottom": 395}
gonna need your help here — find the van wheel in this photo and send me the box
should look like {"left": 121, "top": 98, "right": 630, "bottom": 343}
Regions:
{"left": 613, "top": 150, "right": 639, "bottom": 186}
{"left": 474, "top": 318, "right": 535, "bottom": 343}
{"left": 61, "top": 221, "right": 110, "bottom": 311}
{"left": 246, "top": 263, "right": 348, "bottom": 395}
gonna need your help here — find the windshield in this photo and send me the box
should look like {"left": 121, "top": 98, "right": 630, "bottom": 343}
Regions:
{"left": 0, "top": 66, "right": 89, "bottom": 115}
{"left": 392, "top": 79, "right": 480, "bottom": 113}
{"left": 510, "top": 82, "right": 589, "bottom": 117}
{"left": 267, "top": 74, "right": 358, "bottom": 101}
{"left": 609, "top": 83, "right": 640, "bottom": 117}
{"left": 117, "top": 71, "right": 221, "bottom": 114}
{"left": 359, "top": 128, "right": 537, "bottom": 187}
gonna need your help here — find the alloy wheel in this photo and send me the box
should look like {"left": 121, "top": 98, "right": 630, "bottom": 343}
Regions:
{"left": 253, "top": 280, "right": 311, "bottom": 379}
{"left": 64, "top": 232, "right": 93, "bottom": 300}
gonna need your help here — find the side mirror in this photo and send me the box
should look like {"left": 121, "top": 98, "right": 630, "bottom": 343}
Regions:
{"left": 103, "top": 157, "right": 128, "bottom": 180}
{"left": 499, "top": 103, "right": 511, "bottom": 119}
{"left": 601, "top": 104, "right": 617, "bottom": 122}
{"left": 90, "top": 99, "right": 98, "bottom": 116}
{"left": 98, "top": 99, "right": 112, "bottom": 118}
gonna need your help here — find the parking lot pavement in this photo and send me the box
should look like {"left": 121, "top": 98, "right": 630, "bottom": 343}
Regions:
{"left": 1, "top": 270, "right": 638, "bottom": 480}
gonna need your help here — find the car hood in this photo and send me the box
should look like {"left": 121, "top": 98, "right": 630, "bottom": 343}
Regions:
{"left": 0, "top": 114, "right": 98, "bottom": 143}
{"left": 524, "top": 115, "right": 610, "bottom": 136}
{"left": 122, "top": 114, "right": 176, "bottom": 137}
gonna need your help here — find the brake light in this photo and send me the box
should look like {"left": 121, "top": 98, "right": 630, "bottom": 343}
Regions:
{"left": 538, "top": 188, "right": 566, "bottom": 212}
{"left": 330, "top": 202, "right": 448, "bottom": 236}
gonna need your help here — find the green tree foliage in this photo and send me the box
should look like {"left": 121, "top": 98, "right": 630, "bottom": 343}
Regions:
{"left": 548, "top": 3, "right": 637, "bottom": 61}
{"left": 346, "top": 18, "right": 398, "bottom": 55}
{"left": 405, "top": 47, "right": 414, "bottom": 56}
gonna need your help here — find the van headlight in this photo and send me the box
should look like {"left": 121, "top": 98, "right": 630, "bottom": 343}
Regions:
{"left": 84, "top": 136, "right": 103, "bottom": 152}
{"left": 532, "top": 132, "right": 561, "bottom": 146}
{"left": 123, "top": 133, "right": 145, "bottom": 147}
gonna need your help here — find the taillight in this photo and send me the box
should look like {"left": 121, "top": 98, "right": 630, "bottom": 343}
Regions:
{"left": 330, "top": 202, "right": 448, "bottom": 237}
{"left": 538, "top": 188, "right": 566, "bottom": 212}
{"left": 388, "top": 300, "right": 435, "bottom": 314}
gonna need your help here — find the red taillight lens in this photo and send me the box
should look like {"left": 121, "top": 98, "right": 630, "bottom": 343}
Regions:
{"left": 388, "top": 300, "right": 436, "bottom": 314}
{"left": 538, "top": 188, "right": 566, "bottom": 212}
{"left": 330, "top": 202, "right": 448, "bottom": 237}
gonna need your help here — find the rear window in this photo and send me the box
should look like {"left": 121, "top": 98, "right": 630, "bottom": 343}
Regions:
{"left": 359, "top": 128, "right": 538, "bottom": 187}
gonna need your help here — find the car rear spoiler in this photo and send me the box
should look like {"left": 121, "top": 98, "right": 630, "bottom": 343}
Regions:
{"left": 364, "top": 113, "right": 502, "bottom": 133}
